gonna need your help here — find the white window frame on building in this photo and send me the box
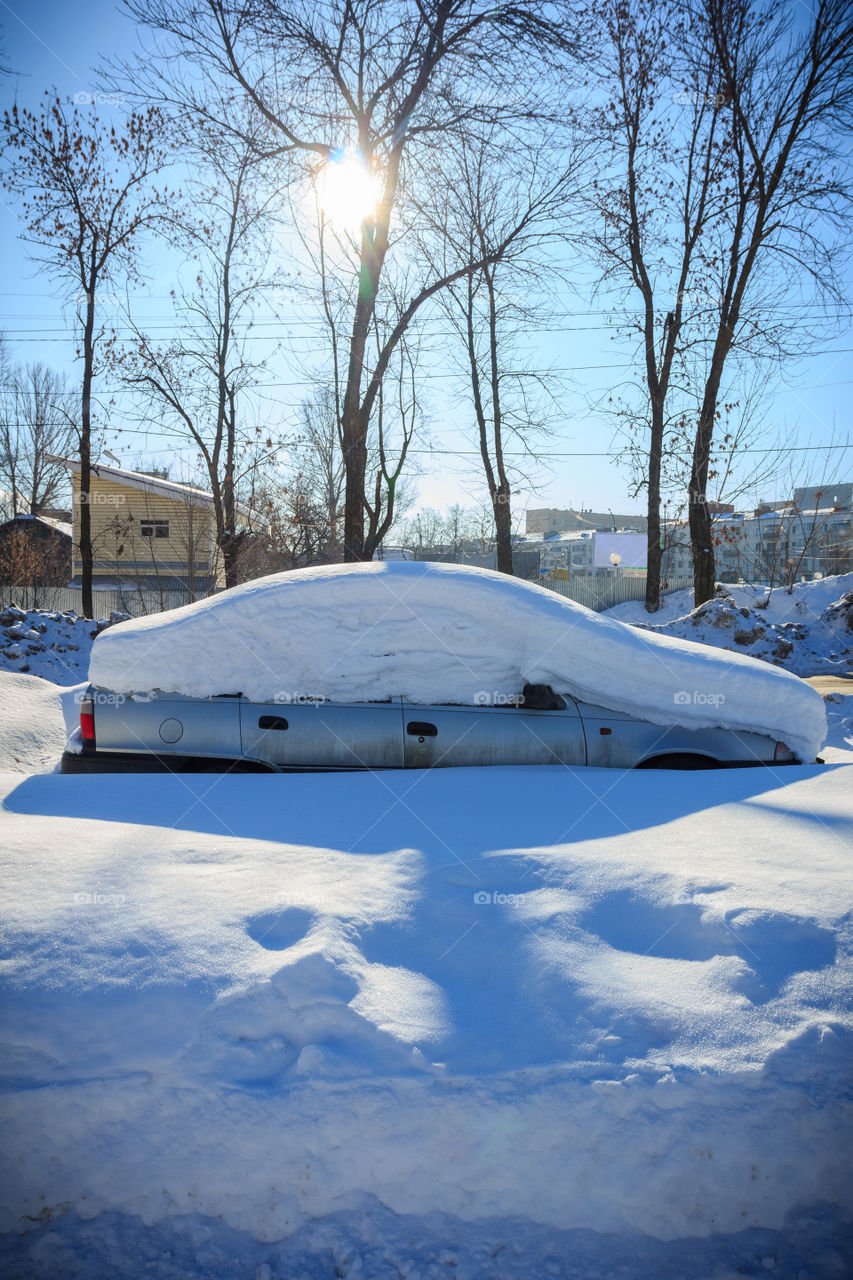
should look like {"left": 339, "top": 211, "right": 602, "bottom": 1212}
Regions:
{"left": 140, "top": 519, "right": 170, "bottom": 539}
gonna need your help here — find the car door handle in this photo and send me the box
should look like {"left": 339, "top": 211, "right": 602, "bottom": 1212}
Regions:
{"left": 407, "top": 721, "right": 437, "bottom": 737}
{"left": 258, "top": 715, "right": 288, "bottom": 731}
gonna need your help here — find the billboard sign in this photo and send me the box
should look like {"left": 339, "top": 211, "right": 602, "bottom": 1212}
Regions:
{"left": 592, "top": 532, "right": 647, "bottom": 569}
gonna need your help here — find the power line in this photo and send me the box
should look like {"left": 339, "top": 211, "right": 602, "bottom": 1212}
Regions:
{"left": 0, "top": 291, "right": 844, "bottom": 306}
{"left": 73, "top": 430, "right": 850, "bottom": 458}
{"left": 4, "top": 356, "right": 853, "bottom": 388}
{"left": 3, "top": 321, "right": 850, "bottom": 342}
{"left": 405, "top": 443, "right": 850, "bottom": 457}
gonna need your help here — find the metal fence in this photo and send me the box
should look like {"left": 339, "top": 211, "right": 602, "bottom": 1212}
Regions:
{"left": 537, "top": 575, "right": 694, "bottom": 612}
{"left": 4, "top": 573, "right": 696, "bottom": 619}
{"left": 1, "top": 584, "right": 209, "bottom": 618}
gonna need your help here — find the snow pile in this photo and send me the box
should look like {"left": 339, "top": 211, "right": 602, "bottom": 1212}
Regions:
{"left": 605, "top": 574, "right": 853, "bottom": 677}
{"left": 0, "top": 605, "right": 123, "bottom": 686}
{"left": 0, "top": 757, "right": 851, "bottom": 1276}
{"left": 637, "top": 587, "right": 852, "bottom": 678}
{"left": 89, "top": 561, "right": 827, "bottom": 762}
{"left": 0, "top": 672, "right": 81, "bottom": 773}
{"left": 606, "top": 571, "right": 853, "bottom": 627}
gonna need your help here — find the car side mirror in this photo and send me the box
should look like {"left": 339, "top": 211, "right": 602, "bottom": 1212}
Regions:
{"left": 520, "top": 683, "right": 566, "bottom": 711}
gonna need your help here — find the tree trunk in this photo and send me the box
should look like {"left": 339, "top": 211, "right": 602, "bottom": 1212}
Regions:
{"left": 689, "top": 404, "right": 717, "bottom": 606}
{"left": 644, "top": 398, "right": 664, "bottom": 612}
{"left": 689, "top": 353, "right": 728, "bottom": 606}
{"left": 223, "top": 389, "right": 239, "bottom": 588}
{"left": 222, "top": 531, "right": 243, "bottom": 588}
{"left": 688, "top": 487, "right": 715, "bottom": 605}
{"left": 79, "top": 285, "right": 96, "bottom": 619}
{"left": 340, "top": 151, "right": 400, "bottom": 564}
{"left": 492, "top": 486, "right": 514, "bottom": 575}
{"left": 645, "top": 506, "right": 662, "bottom": 612}
{"left": 341, "top": 294, "right": 374, "bottom": 562}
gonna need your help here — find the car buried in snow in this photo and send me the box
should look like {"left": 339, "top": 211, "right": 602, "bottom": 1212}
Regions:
{"left": 60, "top": 562, "right": 825, "bottom": 773}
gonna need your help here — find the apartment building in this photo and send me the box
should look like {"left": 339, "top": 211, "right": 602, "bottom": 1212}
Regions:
{"left": 661, "top": 487, "right": 852, "bottom": 584}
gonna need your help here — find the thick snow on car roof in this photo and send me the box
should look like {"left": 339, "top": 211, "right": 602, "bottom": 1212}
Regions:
{"left": 89, "top": 560, "right": 826, "bottom": 761}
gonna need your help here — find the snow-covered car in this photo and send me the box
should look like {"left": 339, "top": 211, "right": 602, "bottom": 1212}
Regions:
{"left": 61, "top": 561, "right": 826, "bottom": 773}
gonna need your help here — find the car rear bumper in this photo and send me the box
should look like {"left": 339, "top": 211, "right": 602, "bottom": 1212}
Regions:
{"left": 60, "top": 750, "right": 273, "bottom": 774}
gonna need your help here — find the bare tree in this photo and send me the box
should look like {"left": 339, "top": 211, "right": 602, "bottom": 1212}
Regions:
{"left": 395, "top": 503, "right": 502, "bottom": 562}
{"left": 396, "top": 506, "right": 448, "bottom": 553}
{"left": 119, "top": 0, "right": 577, "bottom": 560}
{"left": 1, "top": 95, "right": 169, "bottom": 616}
{"left": 631, "top": 367, "right": 793, "bottom": 586}
{"left": 0, "top": 362, "right": 76, "bottom": 515}
{"left": 289, "top": 387, "right": 346, "bottom": 561}
{"left": 686, "top": 0, "right": 853, "bottom": 604}
{"left": 118, "top": 122, "right": 281, "bottom": 586}
{"left": 587, "top": 0, "right": 853, "bottom": 609}
{"left": 588, "top": 0, "right": 730, "bottom": 611}
{"left": 427, "top": 123, "right": 582, "bottom": 573}
{"left": 293, "top": 192, "right": 422, "bottom": 558}
{"left": 0, "top": 521, "right": 71, "bottom": 609}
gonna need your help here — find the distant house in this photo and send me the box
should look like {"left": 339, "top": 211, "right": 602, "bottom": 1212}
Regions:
{"left": 48, "top": 457, "right": 269, "bottom": 596}
{"left": 0, "top": 513, "right": 73, "bottom": 588}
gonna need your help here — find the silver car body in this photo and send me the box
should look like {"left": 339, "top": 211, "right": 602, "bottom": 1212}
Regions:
{"left": 63, "top": 686, "right": 790, "bottom": 772}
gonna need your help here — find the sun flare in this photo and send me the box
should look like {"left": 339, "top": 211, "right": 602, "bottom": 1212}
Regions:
{"left": 318, "top": 152, "right": 382, "bottom": 231}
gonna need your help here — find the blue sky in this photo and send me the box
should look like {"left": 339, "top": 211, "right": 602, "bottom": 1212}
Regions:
{"left": 1, "top": 0, "right": 850, "bottom": 526}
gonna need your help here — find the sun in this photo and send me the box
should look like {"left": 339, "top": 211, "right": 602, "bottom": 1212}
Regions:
{"left": 318, "top": 152, "right": 382, "bottom": 231}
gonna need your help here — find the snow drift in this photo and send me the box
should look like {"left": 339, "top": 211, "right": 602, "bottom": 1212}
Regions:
{"left": 1, "top": 671, "right": 851, "bottom": 1274}
{"left": 0, "top": 672, "right": 80, "bottom": 773}
{"left": 89, "top": 561, "right": 827, "bottom": 762}
{"left": 1, "top": 759, "right": 851, "bottom": 1272}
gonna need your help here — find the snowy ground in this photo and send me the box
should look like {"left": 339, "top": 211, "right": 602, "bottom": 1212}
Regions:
{"left": 0, "top": 673, "right": 851, "bottom": 1278}
{"left": 606, "top": 575, "right": 853, "bottom": 678}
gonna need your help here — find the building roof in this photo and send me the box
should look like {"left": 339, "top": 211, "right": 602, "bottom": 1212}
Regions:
{"left": 0, "top": 513, "right": 73, "bottom": 539}
{"left": 47, "top": 456, "right": 270, "bottom": 532}
{"left": 525, "top": 507, "right": 648, "bottom": 533}
{"left": 38, "top": 515, "right": 73, "bottom": 538}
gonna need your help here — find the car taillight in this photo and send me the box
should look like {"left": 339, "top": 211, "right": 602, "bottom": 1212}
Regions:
{"left": 80, "top": 696, "right": 95, "bottom": 747}
{"left": 774, "top": 741, "right": 796, "bottom": 762}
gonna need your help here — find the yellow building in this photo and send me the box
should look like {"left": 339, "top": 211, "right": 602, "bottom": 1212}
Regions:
{"left": 52, "top": 458, "right": 267, "bottom": 595}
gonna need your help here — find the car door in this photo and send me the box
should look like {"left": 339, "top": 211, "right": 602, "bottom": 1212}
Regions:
{"left": 240, "top": 698, "right": 405, "bottom": 769}
{"left": 572, "top": 701, "right": 658, "bottom": 768}
{"left": 402, "top": 698, "right": 587, "bottom": 768}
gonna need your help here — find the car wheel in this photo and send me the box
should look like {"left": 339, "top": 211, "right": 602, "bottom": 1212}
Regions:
{"left": 635, "top": 753, "right": 722, "bottom": 770}
{"left": 178, "top": 757, "right": 276, "bottom": 774}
